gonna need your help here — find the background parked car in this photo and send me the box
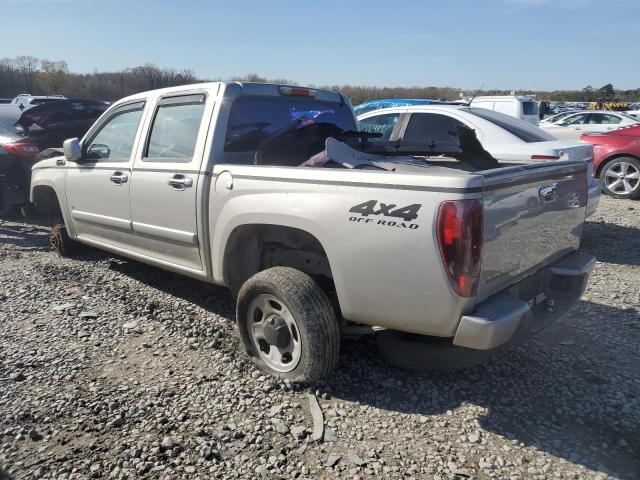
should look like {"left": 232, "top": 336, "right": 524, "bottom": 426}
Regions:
{"left": 0, "top": 99, "right": 107, "bottom": 215}
{"left": 468, "top": 95, "right": 540, "bottom": 126}
{"left": 0, "top": 126, "right": 39, "bottom": 215}
{"left": 357, "top": 104, "right": 600, "bottom": 216}
{"left": 13, "top": 99, "right": 108, "bottom": 151}
{"left": 11, "top": 94, "right": 67, "bottom": 110}
{"left": 540, "top": 110, "right": 639, "bottom": 140}
{"left": 581, "top": 125, "right": 640, "bottom": 199}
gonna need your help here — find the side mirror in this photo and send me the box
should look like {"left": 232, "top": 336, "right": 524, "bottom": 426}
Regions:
{"left": 63, "top": 138, "right": 81, "bottom": 162}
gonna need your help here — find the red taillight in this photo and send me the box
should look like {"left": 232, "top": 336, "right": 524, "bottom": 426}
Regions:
{"left": 437, "top": 199, "right": 484, "bottom": 297}
{"left": 3, "top": 141, "right": 40, "bottom": 157}
{"left": 531, "top": 155, "right": 560, "bottom": 160}
{"left": 278, "top": 86, "right": 317, "bottom": 97}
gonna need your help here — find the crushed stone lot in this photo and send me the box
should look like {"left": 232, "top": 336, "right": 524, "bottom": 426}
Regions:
{"left": 0, "top": 196, "right": 639, "bottom": 480}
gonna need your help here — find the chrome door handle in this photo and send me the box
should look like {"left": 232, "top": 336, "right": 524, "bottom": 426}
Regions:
{"left": 110, "top": 171, "right": 128, "bottom": 184}
{"left": 168, "top": 174, "right": 193, "bottom": 190}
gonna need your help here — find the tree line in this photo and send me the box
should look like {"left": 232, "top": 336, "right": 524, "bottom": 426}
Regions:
{"left": 1, "top": 56, "right": 639, "bottom": 105}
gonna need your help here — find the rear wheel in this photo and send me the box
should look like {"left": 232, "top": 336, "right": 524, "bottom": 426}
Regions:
{"left": 376, "top": 330, "right": 493, "bottom": 372}
{"left": 601, "top": 157, "right": 640, "bottom": 199}
{"left": 236, "top": 267, "right": 340, "bottom": 382}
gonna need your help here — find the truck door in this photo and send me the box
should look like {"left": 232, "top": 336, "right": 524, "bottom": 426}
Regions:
{"left": 65, "top": 101, "right": 146, "bottom": 250}
{"left": 129, "top": 92, "right": 212, "bottom": 271}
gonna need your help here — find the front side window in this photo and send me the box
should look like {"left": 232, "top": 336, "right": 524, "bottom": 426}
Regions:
{"left": 358, "top": 113, "right": 401, "bottom": 141}
{"left": 145, "top": 94, "right": 206, "bottom": 162}
{"left": 564, "top": 113, "right": 589, "bottom": 125}
{"left": 84, "top": 102, "right": 145, "bottom": 161}
{"left": 403, "top": 113, "right": 466, "bottom": 145}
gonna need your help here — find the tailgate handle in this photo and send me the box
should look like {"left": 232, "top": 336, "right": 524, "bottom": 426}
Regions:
{"left": 538, "top": 184, "right": 557, "bottom": 204}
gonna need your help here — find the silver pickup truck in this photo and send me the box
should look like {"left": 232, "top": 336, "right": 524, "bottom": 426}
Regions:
{"left": 30, "top": 82, "right": 595, "bottom": 381}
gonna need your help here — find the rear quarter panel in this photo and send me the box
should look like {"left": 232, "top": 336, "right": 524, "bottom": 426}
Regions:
{"left": 209, "top": 165, "right": 481, "bottom": 337}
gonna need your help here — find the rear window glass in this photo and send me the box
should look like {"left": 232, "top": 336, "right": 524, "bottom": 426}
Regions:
{"left": 225, "top": 95, "right": 356, "bottom": 152}
{"left": 465, "top": 108, "right": 553, "bottom": 143}
{"left": 521, "top": 101, "right": 539, "bottom": 116}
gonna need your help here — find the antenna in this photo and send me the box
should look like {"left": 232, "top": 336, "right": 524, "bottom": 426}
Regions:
{"left": 468, "top": 83, "right": 485, "bottom": 105}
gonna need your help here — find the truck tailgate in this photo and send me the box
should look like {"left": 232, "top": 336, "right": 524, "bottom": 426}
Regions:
{"left": 477, "top": 161, "right": 588, "bottom": 303}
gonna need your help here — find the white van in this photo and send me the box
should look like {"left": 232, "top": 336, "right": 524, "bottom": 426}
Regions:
{"left": 470, "top": 95, "right": 539, "bottom": 126}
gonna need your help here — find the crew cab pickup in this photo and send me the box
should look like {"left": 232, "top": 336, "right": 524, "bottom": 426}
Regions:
{"left": 30, "top": 82, "right": 595, "bottom": 381}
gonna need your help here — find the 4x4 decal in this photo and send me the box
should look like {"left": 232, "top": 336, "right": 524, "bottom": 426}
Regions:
{"left": 348, "top": 200, "right": 421, "bottom": 229}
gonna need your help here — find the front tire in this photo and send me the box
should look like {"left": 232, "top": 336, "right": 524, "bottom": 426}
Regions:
{"left": 601, "top": 157, "right": 640, "bottom": 199}
{"left": 50, "top": 224, "right": 79, "bottom": 257}
{"left": 236, "top": 267, "right": 340, "bottom": 382}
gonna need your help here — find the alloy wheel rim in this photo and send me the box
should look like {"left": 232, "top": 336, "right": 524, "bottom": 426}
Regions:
{"left": 604, "top": 161, "right": 640, "bottom": 195}
{"left": 247, "top": 294, "right": 302, "bottom": 373}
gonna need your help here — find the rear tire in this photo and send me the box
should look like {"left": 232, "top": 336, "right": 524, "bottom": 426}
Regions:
{"left": 376, "top": 330, "right": 493, "bottom": 372}
{"left": 236, "top": 267, "right": 340, "bottom": 382}
{"left": 50, "top": 224, "right": 79, "bottom": 257}
{"left": 600, "top": 157, "right": 640, "bottom": 199}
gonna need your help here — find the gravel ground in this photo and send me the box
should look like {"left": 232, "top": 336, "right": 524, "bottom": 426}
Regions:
{"left": 0, "top": 196, "right": 638, "bottom": 480}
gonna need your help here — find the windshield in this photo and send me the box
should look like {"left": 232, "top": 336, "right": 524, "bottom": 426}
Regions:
{"left": 225, "top": 95, "right": 356, "bottom": 152}
{"left": 465, "top": 108, "right": 555, "bottom": 143}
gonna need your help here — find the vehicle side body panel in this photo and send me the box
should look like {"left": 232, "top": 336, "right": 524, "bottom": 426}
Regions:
{"left": 209, "top": 165, "right": 481, "bottom": 336}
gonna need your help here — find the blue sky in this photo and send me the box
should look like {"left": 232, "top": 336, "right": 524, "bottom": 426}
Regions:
{"left": 1, "top": 0, "right": 639, "bottom": 90}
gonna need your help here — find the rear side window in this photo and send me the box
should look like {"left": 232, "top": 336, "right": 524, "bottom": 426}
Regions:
{"left": 145, "top": 94, "right": 206, "bottom": 162}
{"left": 521, "top": 101, "right": 539, "bottom": 116}
{"left": 358, "top": 113, "right": 401, "bottom": 140}
{"left": 466, "top": 108, "right": 553, "bottom": 143}
{"left": 565, "top": 113, "right": 589, "bottom": 125}
{"left": 588, "top": 113, "right": 622, "bottom": 125}
{"left": 403, "top": 113, "right": 466, "bottom": 145}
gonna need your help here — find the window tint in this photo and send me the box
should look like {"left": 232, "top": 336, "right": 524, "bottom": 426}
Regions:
{"left": 358, "top": 113, "right": 401, "bottom": 140}
{"left": 521, "top": 101, "right": 539, "bottom": 116}
{"left": 466, "top": 108, "right": 554, "bottom": 143}
{"left": 588, "top": 113, "right": 609, "bottom": 124}
{"left": 224, "top": 95, "right": 356, "bottom": 152}
{"left": 84, "top": 102, "right": 145, "bottom": 161}
{"left": 145, "top": 94, "right": 206, "bottom": 162}
{"left": 403, "top": 113, "right": 465, "bottom": 145}
{"left": 564, "top": 113, "right": 589, "bottom": 125}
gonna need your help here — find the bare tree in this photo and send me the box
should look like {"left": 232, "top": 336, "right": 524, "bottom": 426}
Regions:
{"left": 14, "top": 55, "right": 39, "bottom": 93}
{"left": 40, "top": 59, "right": 70, "bottom": 94}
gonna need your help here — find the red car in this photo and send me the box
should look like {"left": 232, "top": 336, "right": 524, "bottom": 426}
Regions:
{"left": 581, "top": 125, "right": 640, "bottom": 199}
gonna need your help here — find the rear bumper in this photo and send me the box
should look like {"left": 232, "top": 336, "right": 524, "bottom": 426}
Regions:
{"left": 453, "top": 251, "right": 595, "bottom": 350}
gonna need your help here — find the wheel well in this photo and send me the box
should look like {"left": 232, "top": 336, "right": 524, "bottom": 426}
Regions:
{"left": 31, "top": 185, "right": 62, "bottom": 217}
{"left": 224, "top": 224, "right": 334, "bottom": 294}
{"left": 596, "top": 154, "right": 640, "bottom": 177}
